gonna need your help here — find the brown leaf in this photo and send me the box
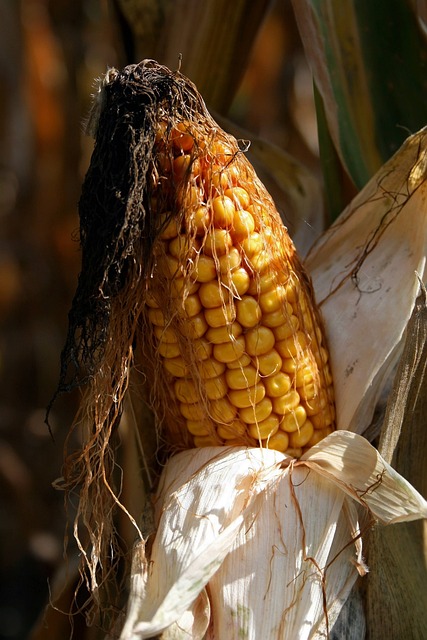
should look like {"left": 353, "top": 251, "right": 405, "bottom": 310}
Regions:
{"left": 365, "top": 284, "right": 427, "bottom": 639}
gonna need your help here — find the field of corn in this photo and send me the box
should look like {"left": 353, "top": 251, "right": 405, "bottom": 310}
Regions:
{"left": 1, "top": 1, "right": 426, "bottom": 639}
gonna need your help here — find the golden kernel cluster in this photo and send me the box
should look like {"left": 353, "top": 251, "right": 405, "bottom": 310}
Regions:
{"left": 143, "top": 120, "right": 335, "bottom": 458}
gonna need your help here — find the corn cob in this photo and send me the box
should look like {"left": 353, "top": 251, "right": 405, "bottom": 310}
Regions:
{"left": 142, "top": 97, "right": 335, "bottom": 458}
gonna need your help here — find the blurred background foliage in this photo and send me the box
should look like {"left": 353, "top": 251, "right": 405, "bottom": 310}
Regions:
{"left": 0, "top": 1, "right": 426, "bottom": 639}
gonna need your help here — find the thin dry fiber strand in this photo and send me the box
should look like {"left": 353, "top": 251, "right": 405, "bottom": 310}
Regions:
{"left": 52, "top": 60, "right": 334, "bottom": 607}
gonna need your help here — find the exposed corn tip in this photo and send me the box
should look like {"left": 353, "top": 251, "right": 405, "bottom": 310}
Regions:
{"left": 143, "top": 114, "right": 335, "bottom": 458}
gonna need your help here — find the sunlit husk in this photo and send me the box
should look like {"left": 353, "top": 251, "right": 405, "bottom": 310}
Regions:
{"left": 306, "top": 127, "right": 427, "bottom": 434}
{"left": 120, "top": 435, "right": 427, "bottom": 639}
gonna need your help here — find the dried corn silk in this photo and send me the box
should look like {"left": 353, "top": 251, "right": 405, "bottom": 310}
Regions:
{"left": 59, "top": 60, "right": 335, "bottom": 463}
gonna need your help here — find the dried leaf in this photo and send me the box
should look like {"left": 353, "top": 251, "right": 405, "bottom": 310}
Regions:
{"left": 364, "top": 285, "right": 427, "bottom": 639}
{"left": 117, "top": 0, "right": 270, "bottom": 112}
{"left": 306, "top": 128, "right": 427, "bottom": 434}
{"left": 120, "top": 441, "right": 426, "bottom": 638}
{"left": 304, "top": 431, "right": 427, "bottom": 524}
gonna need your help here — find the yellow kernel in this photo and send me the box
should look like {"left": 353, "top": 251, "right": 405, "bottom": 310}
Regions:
{"left": 232, "top": 210, "right": 255, "bottom": 241}
{"left": 226, "top": 353, "right": 252, "bottom": 369}
{"left": 264, "top": 431, "right": 289, "bottom": 452}
{"left": 204, "top": 305, "right": 236, "bottom": 328}
{"left": 213, "top": 335, "right": 246, "bottom": 363}
{"left": 183, "top": 293, "right": 202, "bottom": 317}
{"left": 204, "top": 229, "right": 233, "bottom": 256}
{"left": 199, "top": 359, "right": 226, "bottom": 379}
{"left": 247, "top": 270, "right": 285, "bottom": 295}
{"left": 217, "top": 420, "right": 247, "bottom": 440}
{"left": 311, "top": 406, "right": 335, "bottom": 429}
{"left": 175, "top": 379, "right": 199, "bottom": 403}
{"left": 262, "top": 308, "right": 294, "bottom": 328}
{"left": 304, "top": 393, "right": 328, "bottom": 416}
{"left": 205, "top": 374, "right": 228, "bottom": 400}
{"left": 272, "top": 390, "right": 300, "bottom": 415}
{"left": 239, "top": 398, "right": 272, "bottom": 424}
{"left": 148, "top": 307, "right": 165, "bottom": 327}
{"left": 212, "top": 195, "right": 235, "bottom": 228}
{"left": 225, "top": 267, "right": 251, "bottom": 297}
{"left": 279, "top": 406, "right": 307, "bottom": 433}
{"left": 145, "top": 291, "right": 159, "bottom": 308}
{"left": 171, "top": 124, "right": 194, "bottom": 151}
{"left": 163, "top": 356, "right": 189, "bottom": 377}
{"left": 236, "top": 296, "right": 262, "bottom": 328}
{"left": 240, "top": 232, "right": 263, "bottom": 257}
{"left": 158, "top": 214, "right": 179, "bottom": 240}
{"left": 157, "top": 341, "right": 181, "bottom": 358}
{"left": 225, "top": 365, "right": 260, "bottom": 390}
{"left": 154, "top": 325, "right": 178, "bottom": 343}
{"left": 156, "top": 150, "right": 172, "bottom": 173}
{"left": 264, "top": 372, "right": 292, "bottom": 397}
{"left": 224, "top": 186, "right": 251, "bottom": 209}
{"left": 305, "top": 426, "right": 333, "bottom": 448}
{"left": 219, "top": 248, "right": 241, "bottom": 273}
{"left": 322, "top": 366, "right": 333, "bottom": 387}
{"left": 248, "top": 414, "right": 279, "bottom": 440}
{"left": 284, "top": 275, "right": 299, "bottom": 304}
{"left": 245, "top": 326, "right": 275, "bottom": 356}
{"left": 273, "top": 315, "right": 299, "bottom": 340}
{"left": 210, "top": 397, "right": 237, "bottom": 423}
{"left": 276, "top": 331, "right": 308, "bottom": 358}
{"left": 192, "top": 338, "right": 213, "bottom": 361}
{"left": 170, "top": 276, "right": 199, "bottom": 297}
{"left": 294, "top": 363, "right": 315, "bottom": 388}
{"left": 199, "top": 281, "right": 229, "bottom": 308}
{"left": 211, "top": 164, "right": 240, "bottom": 190}
{"left": 206, "top": 323, "right": 242, "bottom": 344}
{"left": 284, "top": 447, "right": 303, "bottom": 459}
{"left": 193, "top": 255, "right": 217, "bottom": 282}
{"left": 259, "top": 286, "right": 288, "bottom": 313}
{"left": 179, "top": 313, "right": 208, "bottom": 339}
{"left": 192, "top": 206, "right": 211, "bottom": 235}
{"left": 180, "top": 402, "right": 206, "bottom": 421}
{"left": 173, "top": 154, "right": 191, "bottom": 180}
{"left": 246, "top": 250, "right": 272, "bottom": 273}
{"left": 315, "top": 346, "right": 329, "bottom": 366}
{"left": 298, "top": 381, "right": 317, "bottom": 401}
{"left": 168, "top": 234, "right": 190, "bottom": 260}
{"left": 229, "top": 383, "right": 266, "bottom": 409}
{"left": 244, "top": 204, "right": 264, "bottom": 230}
{"left": 187, "top": 420, "right": 211, "bottom": 436}
{"left": 289, "top": 420, "right": 314, "bottom": 448}
{"left": 254, "top": 349, "right": 283, "bottom": 375}
{"left": 193, "top": 435, "right": 222, "bottom": 447}
{"left": 211, "top": 139, "right": 233, "bottom": 159}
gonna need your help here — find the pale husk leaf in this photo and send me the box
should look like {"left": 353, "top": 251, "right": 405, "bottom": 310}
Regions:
{"left": 120, "top": 438, "right": 426, "bottom": 638}
{"left": 303, "top": 431, "right": 427, "bottom": 524}
{"left": 207, "top": 465, "right": 358, "bottom": 640}
{"left": 306, "top": 128, "right": 427, "bottom": 434}
{"left": 121, "top": 447, "right": 284, "bottom": 639}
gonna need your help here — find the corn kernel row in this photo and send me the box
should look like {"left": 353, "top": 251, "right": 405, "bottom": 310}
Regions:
{"left": 143, "top": 119, "right": 335, "bottom": 458}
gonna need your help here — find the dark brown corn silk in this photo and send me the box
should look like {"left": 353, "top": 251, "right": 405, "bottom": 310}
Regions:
{"left": 58, "top": 60, "right": 335, "bottom": 471}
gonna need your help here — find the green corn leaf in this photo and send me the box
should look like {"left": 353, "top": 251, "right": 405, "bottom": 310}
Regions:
{"left": 293, "top": 0, "right": 427, "bottom": 191}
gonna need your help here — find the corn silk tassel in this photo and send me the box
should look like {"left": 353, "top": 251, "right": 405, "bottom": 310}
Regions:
{"left": 52, "top": 61, "right": 427, "bottom": 638}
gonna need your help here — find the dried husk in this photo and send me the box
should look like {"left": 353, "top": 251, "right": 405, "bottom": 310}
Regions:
{"left": 306, "top": 128, "right": 427, "bottom": 433}
{"left": 365, "top": 286, "right": 427, "bottom": 639}
{"left": 120, "top": 437, "right": 427, "bottom": 639}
